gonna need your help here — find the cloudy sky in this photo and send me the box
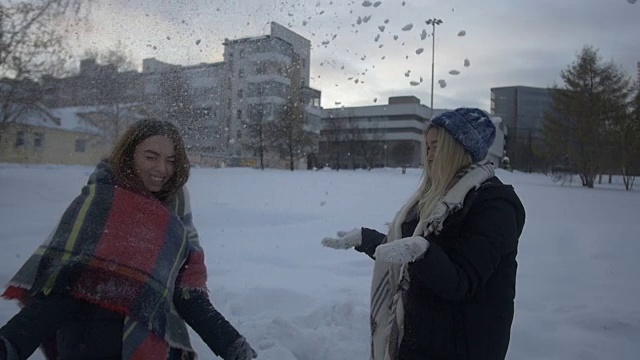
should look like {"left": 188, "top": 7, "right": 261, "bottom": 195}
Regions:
{"left": 65, "top": 0, "right": 639, "bottom": 111}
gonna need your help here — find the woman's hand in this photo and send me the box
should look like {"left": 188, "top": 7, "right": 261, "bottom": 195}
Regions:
{"left": 321, "top": 228, "right": 362, "bottom": 249}
{"left": 224, "top": 336, "right": 257, "bottom": 360}
{"left": 374, "top": 236, "right": 430, "bottom": 263}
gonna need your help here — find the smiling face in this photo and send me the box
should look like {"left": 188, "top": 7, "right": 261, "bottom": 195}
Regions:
{"left": 132, "top": 135, "right": 176, "bottom": 193}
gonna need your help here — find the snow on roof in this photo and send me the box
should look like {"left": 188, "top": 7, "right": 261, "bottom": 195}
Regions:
{"left": 49, "top": 106, "right": 105, "bottom": 134}
{"left": 13, "top": 104, "right": 107, "bottom": 135}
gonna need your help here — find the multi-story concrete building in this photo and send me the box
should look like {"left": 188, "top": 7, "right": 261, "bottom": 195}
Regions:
{"left": 222, "top": 22, "right": 322, "bottom": 161}
{"left": 319, "top": 96, "right": 505, "bottom": 169}
{"left": 40, "top": 22, "right": 322, "bottom": 167}
{"left": 490, "top": 85, "right": 552, "bottom": 172}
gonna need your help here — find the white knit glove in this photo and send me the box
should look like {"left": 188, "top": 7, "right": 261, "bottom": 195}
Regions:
{"left": 321, "top": 228, "right": 362, "bottom": 249}
{"left": 374, "top": 236, "right": 430, "bottom": 264}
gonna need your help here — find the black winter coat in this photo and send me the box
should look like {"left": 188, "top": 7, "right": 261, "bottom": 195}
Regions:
{"left": 0, "top": 289, "right": 241, "bottom": 360}
{"left": 359, "top": 176, "right": 525, "bottom": 360}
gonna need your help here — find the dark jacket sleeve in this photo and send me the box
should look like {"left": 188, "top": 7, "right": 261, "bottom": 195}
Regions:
{"left": 408, "top": 198, "right": 519, "bottom": 302}
{"left": 0, "top": 294, "right": 79, "bottom": 360}
{"left": 173, "top": 289, "right": 242, "bottom": 358}
{"left": 355, "top": 227, "right": 387, "bottom": 259}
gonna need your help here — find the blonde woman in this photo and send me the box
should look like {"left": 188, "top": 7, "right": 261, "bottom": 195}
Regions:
{"left": 323, "top": 108, "right": 525, "bottom": 360}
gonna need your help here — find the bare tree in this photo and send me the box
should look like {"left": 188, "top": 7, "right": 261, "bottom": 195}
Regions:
{"left": 391, "top": 142, "right": 415, "bottom": 174}
{"left": 244, "top": 88, "right": 267, "bottom": 169}
{"left": 1, "top": 0, "right": 85, "bottom": 128}
{"left": 148, "top": 67, "right": 200, "bottom": 149}
{"left": 81, "top": 43, "right": 138, "bottom": 146}
{"left": 268, "top": 85, "right": 313, "bottom": 171}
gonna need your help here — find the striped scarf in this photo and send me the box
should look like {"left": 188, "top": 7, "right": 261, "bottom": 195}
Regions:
{"left": 2, "top": 163, "right": 207, "bottom": 360}
{"left": 369, "top": 161, "right": 495, "bottom": 360}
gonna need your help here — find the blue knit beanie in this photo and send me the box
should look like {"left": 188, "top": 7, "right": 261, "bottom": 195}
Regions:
{"left": 430, "top": 107, "right": 496, "bottom": 162}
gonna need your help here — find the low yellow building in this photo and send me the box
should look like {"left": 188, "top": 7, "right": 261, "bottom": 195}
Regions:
{"left": 0, "top": 106, "right": 112, "bottom": 166}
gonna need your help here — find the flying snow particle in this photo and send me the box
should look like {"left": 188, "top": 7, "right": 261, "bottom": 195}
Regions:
{"left": 404, "top": 71, "right": 411, "bottom": 77}
{"left": 420, "top": 29, "right": 427, "bottom": 40}
{"left": 378, "top": 25, "right": 386, "bottom": 32}
{"left": 362, "top": 1, "right": 373, "bottom": 7}
{"left": 195, "top": 39, "right": 201, "bottom": 45}
{"left": 410, "top": 81, "right": 420, "bottom": 86}
{"left": 303, "top": 20, "right": 308, "bottom": 26}
{"left": 363, "top": 15, "right": 372, "bottom": 23}
{"left": 357, "top": 16, "right": 363, "bottom": 25}
{"left": 322, "top": 40, "right": 330, "bottom": 45}
{"left": 319, "top": 10, "right": 325, "bottom": 15}
{"left": 381, "top": 56, "right": 386, "bottom": 60}
{"left": 355, "top": 79, "right": 360, "bottom": 84}
{"left": 415, "top": 48, "right": 424, "bottom": 55}
{"left": 464, "top": 58, "right": 470, "bottom": 67}
{"left": 375, "top": 34, "right": 380, "bottom": 41}
{"left": 402, "top": 23, "right": 413, "bottom": 31}
{"left": 394, "top": 35, "right": 399, "bottom": 40}
{"left": 166, "top": 36, "right": 171, "bottom": 40}
{"left": 402, "top": 1, "right": 406, "bottom": 5}
{"left": 628, "top": 0, "right": 637, "bottom": 4}
{"left": 449, "top": 70, "right": 460, "bottom": 75}
{"left": 457, "top": 30, "right": 466, "bottom": 37}
{"left": 374, "top": 97, "right": 378, "bottom": 102}
{"left": 438, "top": 79, "right": 447, "bottom": 88}
{"left": 374, "top": 1, "right": 382, "bottom": 7}
{"left": 379, "top": 44, "right": 384, "bottom": 48}
{"left": 384, "top": 19, "right": 389, "bottom": 24}
{"left": 335, "top": 101, "right": 342, "bottom": 105}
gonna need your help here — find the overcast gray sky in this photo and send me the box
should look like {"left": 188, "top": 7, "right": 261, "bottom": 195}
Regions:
{"left": 67, "top": 0, "right": 639, "bottom": 111}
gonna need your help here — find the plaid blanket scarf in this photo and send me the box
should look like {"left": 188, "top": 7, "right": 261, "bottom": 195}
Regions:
{"left": 2, "top": 165, "right": 207, "bottom": 360}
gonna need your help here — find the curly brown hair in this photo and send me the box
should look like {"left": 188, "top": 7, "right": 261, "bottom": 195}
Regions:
{"left": 109, "top": 119, "right": 190, "bottom": 202}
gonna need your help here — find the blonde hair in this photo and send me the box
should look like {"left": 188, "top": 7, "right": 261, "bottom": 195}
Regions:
{"left": 418, "top": 125, "right": 472, "bottom": 220}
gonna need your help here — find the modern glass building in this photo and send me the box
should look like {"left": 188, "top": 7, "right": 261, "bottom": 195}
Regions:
{"left": 490, "top": 86, "right": 552, "bottom": 172}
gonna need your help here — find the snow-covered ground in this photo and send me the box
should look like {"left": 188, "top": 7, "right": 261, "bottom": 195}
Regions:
{"left": 1, "top": 164, "right": 639, "bottom": 359}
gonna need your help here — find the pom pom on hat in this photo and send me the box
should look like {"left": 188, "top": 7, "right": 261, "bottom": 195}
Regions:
{"left": 430, "top": 108, "right": 496, "bottom": 162}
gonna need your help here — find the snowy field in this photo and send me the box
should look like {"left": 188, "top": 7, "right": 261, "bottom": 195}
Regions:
{"left": 1, "top": 163, "right": 639, "bottom": 359}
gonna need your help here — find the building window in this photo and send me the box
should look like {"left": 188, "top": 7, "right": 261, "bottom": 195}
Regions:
{"left": 237, "top": 89, "right": 244, "bottom": 99}
{"left": 33, "top": 132, "right": 44, "bottom": 148}
{"left": 14, "top": 131, "right": 25, "bottom": 148}
{"left": 237, "top": 109, "right": 242, "bottom": 120}
{"left": 75, "top": 139, "right": 87, "bottom": 153}
{"left": 238, "top": 69, "right": 245, "bottom": 78}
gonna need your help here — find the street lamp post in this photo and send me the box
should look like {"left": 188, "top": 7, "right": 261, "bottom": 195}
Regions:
{"left": 426, "top": 18, "right": 443, "bottom": 120}
{"left": 383, "top": 143, "right": 388, "bottom": 168}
